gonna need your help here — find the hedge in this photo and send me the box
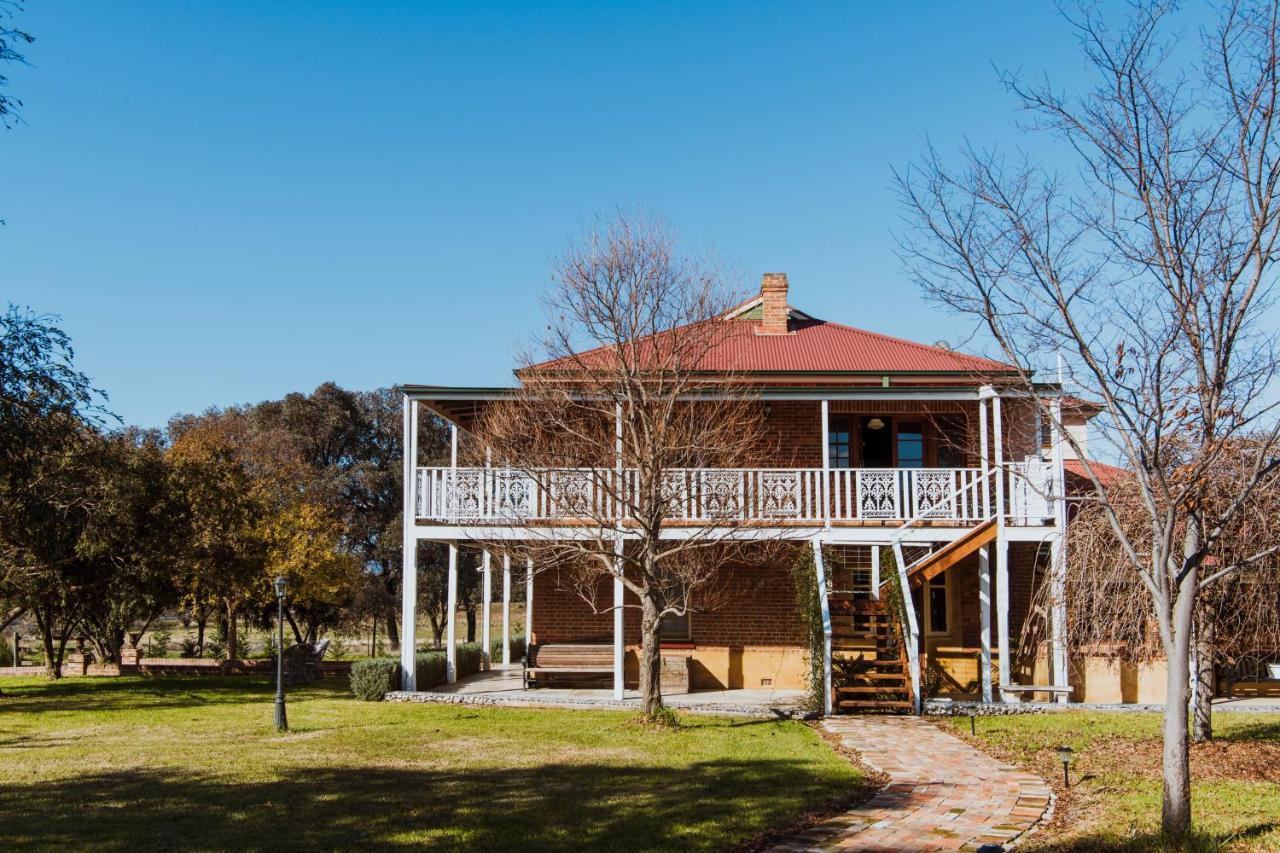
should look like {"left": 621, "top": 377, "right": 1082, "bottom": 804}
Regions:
{"left": 350, "top": 657, "right": 400, "bottom": 701}
{"left": 350, "top": 642, "right": 491, "bottom": 699}
{"left": 490, "top": 634, "right": 527, "bottom": 664}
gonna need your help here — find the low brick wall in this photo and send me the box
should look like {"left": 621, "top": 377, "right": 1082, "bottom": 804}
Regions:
{"left": 0, "top": 659, "right": 351, "bottom": 678}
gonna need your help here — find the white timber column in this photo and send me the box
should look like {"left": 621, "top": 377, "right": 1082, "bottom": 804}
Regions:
{"left": 978, "top": 545, "right": 993, "bottom": 703}
{"left": 870, "top": 545, "right": 880, "bottom": 598}
{"left": 445, "top": 422, "right": 459, "bottom": 683}
{"left": 977, "top": 394, "right": 993, "bottom": 702}
{"left": 612, "top": 402, "right": 625, "bottom": 700}
{"left": 399, "top": 395, "right": 419, "bottom": 690}
{"left": 1049, "top": 389, "right": 1070, "bottom": 702}
{"left": 445, "top": 543, "right": 459, "bottom": 683}
{"left": 811, "top": 538, "right": 833, "bottom": 716}
{"left": 820, "top": 399, "right": 831, "bottom": 525}
{"left": 525, "top": 556, "right": 534, "bottom": 648}
{"left": 992, "top": 392, "right": 1012, "bottom": 700}
{"left": 501, "top": 552, "right": 512, "bottom": 666}
{"left": 481, "top": 549, "right": 492, "bottom": 670}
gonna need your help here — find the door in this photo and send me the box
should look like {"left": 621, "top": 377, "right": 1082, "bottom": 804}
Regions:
{"left": 859, "top": 416, "right": 893, "bottom": 467}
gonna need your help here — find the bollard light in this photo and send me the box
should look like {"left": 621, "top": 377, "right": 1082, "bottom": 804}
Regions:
{"left": 969, "top": 712, "right": 977, "bottom": 736}
{"left": 1056, "top": 744, "right": 1075, "bottom": 787}
{"left": 274, "top": 576, "right": 288, "bottom": 732}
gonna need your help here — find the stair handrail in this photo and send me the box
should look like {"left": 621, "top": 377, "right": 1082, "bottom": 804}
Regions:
{"left": 884, "top": 467, "right": 997, "bottom": 715}
{"left": 888, "top": 539, "right": 922, "bottom": 714}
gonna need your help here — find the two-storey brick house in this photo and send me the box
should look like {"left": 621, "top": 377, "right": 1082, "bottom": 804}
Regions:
{"left": 398, "top": 273, "right": 1104, "bottom": 713}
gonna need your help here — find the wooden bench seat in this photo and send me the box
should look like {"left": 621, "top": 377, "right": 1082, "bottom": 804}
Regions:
{"left": 524, "top": 643, "right": 614, "bottom": 689}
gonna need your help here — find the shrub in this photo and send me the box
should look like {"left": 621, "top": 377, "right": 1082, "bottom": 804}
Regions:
{"left": 490, "top": 634, "right": 527, "bottom": 664}
{"left": 412, "top": 641, "right": 486, "bottom": 690}
{"left": 179, "top": 636, "right": 199, "bottom": 658}
{"left": 350, "top": 657, "right": 401, "bottom": 701}
{"left": 146, "top": 630, "right": 172, "bottom": 659}
{"left": 415, "top": 650, "right": 447, "bottom": 689}
{"left": 0, "top": 634, "right": 11, "bottom": 667}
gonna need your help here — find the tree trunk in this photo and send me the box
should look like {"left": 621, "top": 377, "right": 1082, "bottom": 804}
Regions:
{"left": 196, "top": 613, "right": 207, "bottom": 657}
{"left": 226, "top": 602, "right": 239, "bottom": 661}
{"left": 1160, "top": 548, "right": 1199, "bottom": 838}
{"left": 638, "top": 590, "right": 663, "bottom": 716}
{"left": 385, "top": 607, "right": 400, "bottom": 647}
{"left": 465, "top": 607, "right": 476, "bottom": 643}
{"left": 285, "top": 610, "right": 304, "bottom": 645}
{"left": 33, "top": 605, "right": 62, "bottom": 679}
{"left": 1192, "top": 618, "right": 1215, "bottom": 743}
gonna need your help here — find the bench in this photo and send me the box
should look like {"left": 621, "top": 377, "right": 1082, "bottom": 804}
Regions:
{"left": 524, "top": 643, "right": 613, "bottom": 689}
{"left": 1001, "top": 684, "right": 1074, "bottom": 701}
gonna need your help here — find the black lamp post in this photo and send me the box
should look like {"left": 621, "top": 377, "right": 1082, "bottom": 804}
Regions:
{"left": 274, "top": 576, "right": 288, "bottom": 731}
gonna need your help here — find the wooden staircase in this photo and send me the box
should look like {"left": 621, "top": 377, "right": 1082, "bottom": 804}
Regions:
{"left": 830, "top": 597, "right": 913, "bottom": 713}
{"left": 890, "top": 519, "right": 998, "bottom": 592}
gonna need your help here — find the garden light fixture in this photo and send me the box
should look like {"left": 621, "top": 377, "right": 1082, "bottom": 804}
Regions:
{"left": 1056, "top": 744, "right": 1075, "bottom": 787}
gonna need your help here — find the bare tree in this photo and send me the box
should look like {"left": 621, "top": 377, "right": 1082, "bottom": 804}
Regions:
{"left": 473, "top": 213, "right": 777, "bottom": 717}
{"left": 1065, "top": 440, "right": 1280, "bottom": 741}
{"left": 895, "top": 2, "right": 1280, "bottom": 836}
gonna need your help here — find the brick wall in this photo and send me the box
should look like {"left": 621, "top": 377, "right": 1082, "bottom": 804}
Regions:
{"left": 531, "top": 551, "right": 805, "bottom": 648}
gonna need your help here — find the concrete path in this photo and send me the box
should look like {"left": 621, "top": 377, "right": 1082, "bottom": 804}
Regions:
{"left": 772, "top": 717, "right": 1052, "bottom": 852}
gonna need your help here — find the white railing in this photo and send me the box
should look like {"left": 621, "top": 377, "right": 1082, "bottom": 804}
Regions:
{"left": 415, "top": 464, "right": 1058, "bottom": 525}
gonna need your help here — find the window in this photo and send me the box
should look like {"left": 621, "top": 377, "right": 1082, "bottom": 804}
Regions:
{"left": 926, "top": 572, "right": 950, "bottom": 635}
{"left": 828, "top": 415, "right": 853, "bottom": 468}
{"left": 897, "top": 422, "right": 925, "bottom": 468}
{"left": 659, "top": 610, "right": 691, "bottom": 642}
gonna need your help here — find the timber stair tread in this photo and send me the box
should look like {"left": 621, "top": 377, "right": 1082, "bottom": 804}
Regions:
{"left": 837, "top": 699, "right": 913, "bottom": 710}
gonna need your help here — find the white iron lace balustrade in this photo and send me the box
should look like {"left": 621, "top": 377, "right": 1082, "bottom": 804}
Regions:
{"left": 757, "top": 470, "right": 802, "bottom": 519}
{"left": 856, "top": 469, "right": 901, "bottom": 519}
{"left": 412, "top": 465, "right": 1044, "bottom": 525}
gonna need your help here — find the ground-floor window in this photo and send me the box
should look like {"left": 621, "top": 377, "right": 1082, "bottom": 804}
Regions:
{"left": 659, "top": 610, "right": 692, "bottom": 641}
{"left": 926, "top": 571, "right": 950, "bottom": 635}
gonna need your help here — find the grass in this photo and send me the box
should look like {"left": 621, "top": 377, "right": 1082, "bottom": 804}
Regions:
{"left": 0, "top": 675, "right": 864, "bottom": 852}
{"left": 936, "top": 711, "right": 1280, "bottom": 851}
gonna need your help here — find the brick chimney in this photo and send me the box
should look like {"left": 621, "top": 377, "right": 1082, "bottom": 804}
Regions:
{"left": 759, "top": 272, "right": 790, "bottom": 335}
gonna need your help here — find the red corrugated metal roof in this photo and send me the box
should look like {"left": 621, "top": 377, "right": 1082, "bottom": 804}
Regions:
{"left": 1065, "top": 458, "right": 1127, "bottom": 486}
{"left": 525, "top": 314, "right": 1017, "bottom": 376}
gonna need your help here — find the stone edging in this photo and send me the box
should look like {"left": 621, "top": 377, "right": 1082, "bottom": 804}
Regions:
{"left": 384, "top": 689, "right": 800, "bottom": 718}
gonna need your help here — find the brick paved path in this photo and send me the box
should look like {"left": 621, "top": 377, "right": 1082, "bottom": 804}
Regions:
{"left": 771, "top": 717, "right": 1052, "bottom": 852}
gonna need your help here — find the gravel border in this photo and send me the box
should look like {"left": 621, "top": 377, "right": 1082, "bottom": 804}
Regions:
{"left": 384, "top": 689, "right": 806, "bottom": 718}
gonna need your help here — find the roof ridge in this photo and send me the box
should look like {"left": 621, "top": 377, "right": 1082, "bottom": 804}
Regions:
{"left": 808, "top": 317, "right": 1012, "bottom": 370}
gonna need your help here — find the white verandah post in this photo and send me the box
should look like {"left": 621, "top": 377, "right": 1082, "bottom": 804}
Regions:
{"left": 525, "top": 556, "right": 534, "bottom": 649}
{"left": 991, "top": 390, "right": 1012, "bottom": 701}
{"left": 1049, "top": 387, "right": 1070, "bottom": 702}
{"left": 446, "top": 543, "right": 458, "bottom": 683}
{"left": 810, "top": 538, "right": 833, "bottom": 716}
{"left": 978, "top": 394, "right": 993, "bottom": 703}
{"left": 820, "top": 399, "right": 831, "bottom": 525}
{"left": 502, "top": 552, "right": 512, "bottom": 666}
{"left": 612, "top": 402, "right": 625, "bottom": 701}
{"left": 399, "top": 395, "right": 419, "bottom": 690}
{"left": 446, "top": 422, "right": 459, "bottom": 683}
{"left": 481, "top": 549, "right": 492, "bottom": 670}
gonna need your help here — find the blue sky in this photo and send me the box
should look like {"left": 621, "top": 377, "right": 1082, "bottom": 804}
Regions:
{"left": 4, "top": 1, "right": 1166, "bottom": 427}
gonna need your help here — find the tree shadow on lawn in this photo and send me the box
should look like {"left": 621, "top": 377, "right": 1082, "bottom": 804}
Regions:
{"left": 0, "top": 676, "right": 350, "bottom": 715}
{"left": 1216, "top": 716, "right": 1280, "bottom": 742}
{"left": 0, "top": 758, "right": 853, "bottom": 852}
{"left": 1030, "top": 821, "right": 1279, "bottom": 852}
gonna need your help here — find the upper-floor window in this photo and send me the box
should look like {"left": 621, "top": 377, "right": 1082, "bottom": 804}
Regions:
{"left": 897, "top": 422, "right": 925, "bottom": 468}
{"left": 829, "top": 415, "right": 853, "bottom": 468}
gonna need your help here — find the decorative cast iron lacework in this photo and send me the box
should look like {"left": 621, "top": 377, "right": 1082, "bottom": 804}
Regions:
{"left": 492, "top": 470, "right": 534, "bottom": 518}
{"left": 858, "top": 470, "right": 899, "bottom": 518}
{"left": 552, "top": 470, "right": 595, "bottom": 517}
{"left": 758, "top": 471, "right": 801, "bottom": 518}
{"left": 450, "top": 469, "right": 484, "bottom": 517}
{"left": 912, "top": 470, "right": 954, "bottom": 518}
{"left": 698, "top": 470, "right": 744, "bottom": 518}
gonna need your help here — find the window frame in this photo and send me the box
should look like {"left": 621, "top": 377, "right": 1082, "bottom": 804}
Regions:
{"left": 924, "top": 569, "right": 951, "bottom": 636}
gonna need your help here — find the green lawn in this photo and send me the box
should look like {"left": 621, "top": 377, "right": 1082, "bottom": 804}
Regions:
{"left": 936, "top": 712, "right": 1280, "bottom": 851}
{"left": 0, "top": 676, "right": 864, "bottom": 852}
